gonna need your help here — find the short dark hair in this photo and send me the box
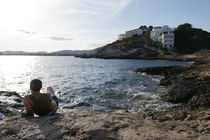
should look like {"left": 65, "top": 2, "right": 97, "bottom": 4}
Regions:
{"left": 30, "top": 79, "right": 42, "bottom": 91}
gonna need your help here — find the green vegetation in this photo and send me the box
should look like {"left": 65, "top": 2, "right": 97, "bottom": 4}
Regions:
{"left": 100, "top": 23, "right": 210, "bottom": 55}
{"left": 115, "top": 27, "right": 160, "bottom": 50}
{"left": 124, "top": 35, "right": 145, "bottom": 49}
{"left": 161, "top": 48, "right": 171, "bottom": 55}
{"left": 174, "top": 23, "right": 210, "bottom": 54}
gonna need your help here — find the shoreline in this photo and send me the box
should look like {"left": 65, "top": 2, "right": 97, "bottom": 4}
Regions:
{"left": 1, "top": 58, "right": 210, "bottom": 139}
{"left": 76, "top": 54, "right": 197, "bottom": 62}
{"left": 1, "top": 90, "right": 210, "bottom": 139}
{"left": 134, "top": 58, "right": 210, "bottom": 106}
{"left": 0, "top": 54, "right": 197, "bottom": 62}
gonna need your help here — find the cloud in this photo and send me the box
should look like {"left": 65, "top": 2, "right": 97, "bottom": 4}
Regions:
{"left": 0, "top": 0, "right": 133, "bottom": 51}
{"left": 55, "top": 0, "right": 133, "bottom": 17}
{"left": 44, "top": 36, "right": 74, "bottom": 41}
{"left": 16, "top": 28, "right": 74, "bottom": 41}
{"left": 16, "top": 29, "right": 36, "bottom": 34}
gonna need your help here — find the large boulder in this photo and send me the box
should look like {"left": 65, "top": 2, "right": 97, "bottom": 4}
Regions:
{"left": 0, "top": 91, "right": 24, "bottom": 115}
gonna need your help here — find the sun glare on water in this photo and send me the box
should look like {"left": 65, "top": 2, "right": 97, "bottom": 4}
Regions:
{"left": 0, "top": 56, "right": 34, "bottom": 73}
{"left": 0, "top": 56, "right": 36, "bottom": 92}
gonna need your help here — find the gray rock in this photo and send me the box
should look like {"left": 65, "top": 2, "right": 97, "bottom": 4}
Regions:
{"left": 0, "top": 91, "right": 24, "bottom": 116}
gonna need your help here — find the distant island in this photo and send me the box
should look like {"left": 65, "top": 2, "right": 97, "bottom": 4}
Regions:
{"left": 0, "top": 49, "right": 99, "bottom": 56}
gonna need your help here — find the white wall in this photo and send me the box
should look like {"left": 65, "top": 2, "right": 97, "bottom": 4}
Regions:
{"left": 150, "top": 28, "right": 163, "bottom": 42}
{"left": 162, "top": 33, "right": 174, "bottom": 48}
{"left": 137, "top": 29, "right": 143, "bottom": 35}
{"left": 150, "top": 25, "right": 174, "bottom": 48}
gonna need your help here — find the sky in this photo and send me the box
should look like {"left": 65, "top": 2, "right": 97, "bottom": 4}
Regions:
{"left": 0, "top": 0, "right": 210, "bottom": 52}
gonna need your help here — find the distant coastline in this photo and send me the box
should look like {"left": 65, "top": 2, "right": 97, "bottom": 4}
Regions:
{"left": 0, "top": 50, "right": 92, "bottom": 56}
{"left": 0, "top": 52, "right": 198, "bottom": 62}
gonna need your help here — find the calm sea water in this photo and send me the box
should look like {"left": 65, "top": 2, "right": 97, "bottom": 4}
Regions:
{"left": 0, "top": 56, "right": 187, "bottom": 113}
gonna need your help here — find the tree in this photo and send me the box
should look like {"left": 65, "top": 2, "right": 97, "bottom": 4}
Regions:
{"left": 139, "top": 25, "right": 148, "bottom": 30}
{"left": 148, "top": 26, "right": 153, "bottom": 30}
{"left": 174, "top": 23, "right": 210, "bottom": 54}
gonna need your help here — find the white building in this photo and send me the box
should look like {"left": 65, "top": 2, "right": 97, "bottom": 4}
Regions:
{"left": 161, "top": 32, "right": 174, "bottom": 48}
{"left": 118, "top": 28, "right": 144, "bottom": 40}
{"left": 150, "top": 25, "right": 174, "bottom": 48}
{"left": 118, "top": 34, "right": 125, "bottom": 40}
{"left": 125, "top": 28, "right": 143, "bottom": 38}
{"left": 150, "top": 28, "right": 163, "bottom": 42}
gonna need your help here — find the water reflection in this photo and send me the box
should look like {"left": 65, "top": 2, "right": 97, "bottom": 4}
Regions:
{"left": 0, "top": 56, "right": 37, "bottom": 93}
{"left": 0, "top": 56, "right": 187, "bottom": 112}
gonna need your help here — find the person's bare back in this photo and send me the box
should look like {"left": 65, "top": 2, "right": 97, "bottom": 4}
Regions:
{"left": 23, "top": 79, "right": 58, "bottom": 116}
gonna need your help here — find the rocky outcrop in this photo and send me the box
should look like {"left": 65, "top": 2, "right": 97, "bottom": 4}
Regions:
{"left": 160, "top": 59, "right": 210, "bottom": 106}
{"left": 1, "top": 92, "right": 210, "bottom": 139}
{"left": 135, "top": 59, "right": 210, "bottom": 139}
{"left": 0, "top": 109, "right": 186, "bottom": 140}
{"left": 138, "top": 106, "right": 210, "bottom": 139}
{"left": 135, "top": 59, "right": 210, "bottom": 107}
{"left": 134, "top": 65, "right": 186, "bottom": 77}
{"left": 77, "top": 35, "right": 164, "bottom": 59}
{"left": 0, "top": 92, "right": 185, "bottom": 140}
{"left": 79, "top": 46, "right": 161, "bottom": 59}
{"left": 0, "top": 91, "right": 24, "bottom": 116}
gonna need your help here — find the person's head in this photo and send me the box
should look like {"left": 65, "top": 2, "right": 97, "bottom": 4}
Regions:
{"left": 30, "top": 79, "right": 42, "bottom": 92}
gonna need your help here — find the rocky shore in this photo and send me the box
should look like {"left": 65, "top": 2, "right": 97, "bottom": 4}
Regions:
{"left": 1, "top": 58, "right": 210, "bottom": 139}
{"left": 0, "top": 92, "right": 183, "bottom": 140}
{"left": 135, "top": 58, "right": 210, "bottom": 139}
{"left": 78, "top": 53, "right": 197, "bottom": 62}
{"left": 77, "top": 46, "right": 197, "bottom": 62}
{"left": 135, "top": 58, "right": 210, "bottom": 106}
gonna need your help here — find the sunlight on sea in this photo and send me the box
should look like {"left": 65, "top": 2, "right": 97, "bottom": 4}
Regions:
{"left": 0, "top": 56, "right": 37, "bottom": 93}
{"left": 0, "top": 56, "right": 187, "bottom": 112}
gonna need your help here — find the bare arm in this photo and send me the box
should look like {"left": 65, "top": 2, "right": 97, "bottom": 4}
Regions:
{"left": 23, "top": 96, "right": 34, "bottom": 115}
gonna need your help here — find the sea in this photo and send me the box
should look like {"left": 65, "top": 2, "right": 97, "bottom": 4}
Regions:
{"left": 0, "top": 56, "right": 187, "bottom": 113}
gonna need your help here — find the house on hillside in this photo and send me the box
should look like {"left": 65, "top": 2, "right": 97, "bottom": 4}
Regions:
{"left": 118, "top": 28, "right": 146, "bottom": 40}
{"left": 118, "top": 34, "right": 125, "bottom": 40}
{"left": 161, "top": 32, "right": 174, "bottom": 48}
{"left": 150, "top": 25, "right": 174, "bottom": 48}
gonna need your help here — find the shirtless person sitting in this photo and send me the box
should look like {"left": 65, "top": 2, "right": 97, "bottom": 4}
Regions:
{"left": 23, "top": 79, "right": 58, "bottom": 116}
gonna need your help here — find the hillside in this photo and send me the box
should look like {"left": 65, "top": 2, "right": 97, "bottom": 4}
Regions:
{"left": 78, "top": 23, "right": 210, "bottom": 59}
{"left": 0, "top": 48, "right": 99, "bottom": 56}
{"left": 78, "top": 34, "right": 164, "bottom": 59}
{"left": 174, "top": 23, "right": 210, "bottom": 54}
